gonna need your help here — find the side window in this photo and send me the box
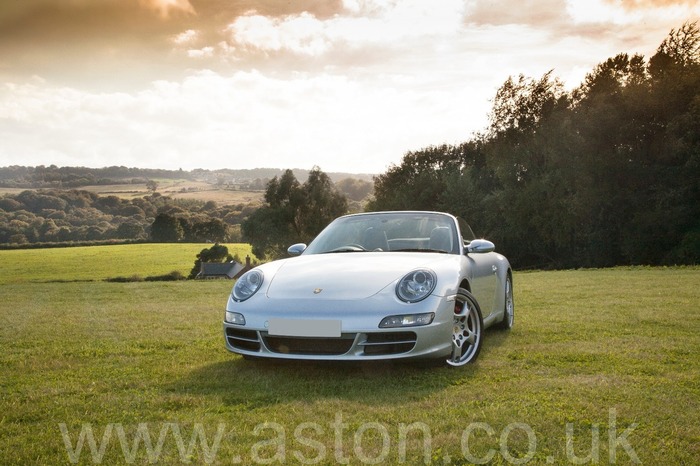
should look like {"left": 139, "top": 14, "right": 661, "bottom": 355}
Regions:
{"left": 457, "top": 217, "right": 476, "bottom": 242}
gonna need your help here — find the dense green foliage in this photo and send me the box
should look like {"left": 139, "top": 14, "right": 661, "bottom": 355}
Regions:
{"left": 0, "top": 165, "right": 194, "bottom": 188}
{"left": 369, "top": 23, "right": 700, "bottom": 269}
{"left": 0, "top": 170, "right": 370, "bottom": 246}
{"left": 150, "top": 212, "right": 229, "bottom": 243}
{"left": 187, "top": 243, "right": 237, "bottom": 279}
{"left": 242, "top": 167, "right": 348, "bottom": 259}
{"left": 0, "top": 189, "right": 254, "bottom": 244}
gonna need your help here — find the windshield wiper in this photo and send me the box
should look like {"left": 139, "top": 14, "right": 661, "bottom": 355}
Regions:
{"left": 392, "top": 248, "right": 449, "bottom": 254}
{"left": 325, "top": 245, "right": 368, "bottom": 253}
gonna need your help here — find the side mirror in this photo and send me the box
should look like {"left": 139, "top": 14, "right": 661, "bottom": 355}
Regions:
{"left": 287, "top": 243, "right": 307, "bottom": 256}
{"left": 466, "top": 239, "right": 495, "bottom": 254}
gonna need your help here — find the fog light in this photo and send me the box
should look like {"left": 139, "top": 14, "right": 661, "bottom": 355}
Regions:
{"left": 225, "top": 311, "right": 246, "bottom": 325}
{"left": 379, "top": 312, "right": 434, "bottom": 328}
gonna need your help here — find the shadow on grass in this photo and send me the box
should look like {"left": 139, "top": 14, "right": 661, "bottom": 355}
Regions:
{"left": 172, "top": 328, "right": 513, "bottom": 408}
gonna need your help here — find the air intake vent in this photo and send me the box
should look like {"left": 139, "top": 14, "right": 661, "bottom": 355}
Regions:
{"left": 360, "top": 332, "right": 417, "bottom": 356}
{"left": 225, "top": 328, "right": 261, "bottom": 352}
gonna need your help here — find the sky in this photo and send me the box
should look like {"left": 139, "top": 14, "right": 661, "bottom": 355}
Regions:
{"left": 0, "top": 0, "right": 698, "bottom": 174}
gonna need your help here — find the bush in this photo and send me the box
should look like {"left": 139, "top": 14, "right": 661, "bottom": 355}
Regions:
{"left": 105, "top": 275, "right": 144, "bottom": 283}
{"left": 105, "top": 271, "right": 185, "bottom": 282}
{"left": 145, "top": 271, "right": 186, "bottom": 281}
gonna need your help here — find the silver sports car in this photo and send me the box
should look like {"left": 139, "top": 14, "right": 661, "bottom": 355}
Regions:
{"left": 223, "top": 211, "right": 514, "bottom": 366}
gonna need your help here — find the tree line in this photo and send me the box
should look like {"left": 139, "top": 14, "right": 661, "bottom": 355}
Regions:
{"left": 0, "top": 175, "right": 371, "bottom": 247}
{"left": 0, "top": 165, "right": 193, "bottom": 189}
{"left": 367, "top": 23, "right": 700, "bottom": 268}
{"left": 0, "top": 189, "right": 252, "bottom": 245}
{"left": 0, "top": 165, "right": 374, "bottom": 190}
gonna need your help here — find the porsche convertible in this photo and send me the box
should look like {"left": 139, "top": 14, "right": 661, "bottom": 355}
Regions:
{"left": 223, "top": 211, "right": 513, "bottom": 366}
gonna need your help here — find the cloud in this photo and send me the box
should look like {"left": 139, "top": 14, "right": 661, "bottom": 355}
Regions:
{"left": 465, "top": 0, "right": 569, "bottom": 26}
{"left": 2, "top": 0, "right": 699, "bottom": 174}
{"left": 612, "top": 0, "right": 700, "bottom": 9}
{"left": 228, "top": 12, "right": 332, "bottom": 56}
{"left": 224, "top": 0, "right": 465, "bottom": 59}
{"left": 0, "top": 68, "right": 491, "bottom": 172}
{"left": 172, "top": 29, "right": 199, "bottom": 45}
{"left": 187, "top": 47, "right": 215, "bottom": 59}
{"left": 138, "top": 0, "right": 196, "bottom": 19}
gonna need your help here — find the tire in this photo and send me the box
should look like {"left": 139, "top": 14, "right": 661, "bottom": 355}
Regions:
{"left": 495, "top": 273, "right": 514, "bottom": 330}
{"left": 446, "top": 288, "right": 483, "bottom": 366}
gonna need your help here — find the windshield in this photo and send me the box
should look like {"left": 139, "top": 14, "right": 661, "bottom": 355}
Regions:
{"left": 303, "top": 212, "right": 460, "bottom": 255}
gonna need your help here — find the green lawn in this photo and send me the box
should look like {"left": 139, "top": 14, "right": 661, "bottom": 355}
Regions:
{"left": 0, "top": 243, "right": 254, "bottom": 284}
{"left": 1, "top": 247, "right": 698, "bottom": 465}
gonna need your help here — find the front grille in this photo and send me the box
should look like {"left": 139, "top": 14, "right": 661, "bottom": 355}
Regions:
{"left": 262, "top": 334, "right": 355, "bottom": 356}
{"left": 228, "top": 328, "right": 418, "bottom": 358}
{"left": 225, "top": 328, "right": 261, "bottom": 351}
{"left": 360, "top": 332, "right": 417, "bottom": 356}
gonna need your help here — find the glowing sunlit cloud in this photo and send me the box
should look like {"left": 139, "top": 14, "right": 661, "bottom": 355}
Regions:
{"left": 227, "top": 13, "right": 331, "bottom": 56}
{"left": 139, "top": 0, "right": 196, "bottom": 19}
{"left": 172, "top": 29, "right": 199, "bottom": 45}
{"left": 187, "top": 47, "right": 214, "bottom": 59}
{"left": 226, "top": 0, "right": 465, "bottom": 56}
{"left": 567, "top": 0, "right": 699, "bottom": 24}
{"left": 3, "top": 0, "right": 698, "bottom": 173}
{"left": 0, "top": 68, "right": 491, "bottom": 173}
{"left": 568, "top": 0, "right": 648, "bottom": 23}
{"left": 614, "top": 0, "right": 700, "bottom": 10}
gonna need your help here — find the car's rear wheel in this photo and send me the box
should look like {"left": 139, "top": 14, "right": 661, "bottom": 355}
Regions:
{"left": 495, "top": 274, "right": 514, "bottom": 330}
{"left": 446, "top": 288, "right": 483, "bottom": 366}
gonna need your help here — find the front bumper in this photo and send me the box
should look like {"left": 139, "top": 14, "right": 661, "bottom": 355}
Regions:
{"left": 222, "top": 294, "right": 455, "bottom": 361}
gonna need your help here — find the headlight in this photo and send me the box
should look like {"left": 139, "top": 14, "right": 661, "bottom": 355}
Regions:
{"left": 232, "top": 269, "right": 264, "bottom": 302}
{"left": 396, "top": 269, "right": 436, "bottom": 303}
{"left": 225, "top": 312, "right": 246, "bottom": 325}
{"left": 379, "top": 313, "right": 435, "bottom": 328}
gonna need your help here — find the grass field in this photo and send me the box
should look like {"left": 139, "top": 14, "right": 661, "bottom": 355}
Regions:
{"left": 0, "top": 243, "right": 254, "bottom": 284}
{"left": 84, "top": 181, "right": 265, "bottom": 206}
{"left": 0, "top": 180, "right": 265, "bottom": 206}
{"left": 1, "top": 246, "right": 698, "bottom": 465}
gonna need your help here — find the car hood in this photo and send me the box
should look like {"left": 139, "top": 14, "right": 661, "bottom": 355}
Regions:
{"left": 264, "top": 252, "right": 454, "bottom": 300}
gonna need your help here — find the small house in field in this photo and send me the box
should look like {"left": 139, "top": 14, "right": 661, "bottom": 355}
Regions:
{"left": 197, "top": 256, "right": 253, "bottom": 280}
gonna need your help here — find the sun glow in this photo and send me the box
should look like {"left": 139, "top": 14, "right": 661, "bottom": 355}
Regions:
{"left": 139, "top": 0, "right": 196, "bottom": 19}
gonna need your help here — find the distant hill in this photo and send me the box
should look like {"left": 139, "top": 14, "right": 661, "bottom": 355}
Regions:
{"left": 0, "top": 165, "right": 375, "bottom": 189}
{"left": 0, "top": 165, "right": 374, "bottom": 246}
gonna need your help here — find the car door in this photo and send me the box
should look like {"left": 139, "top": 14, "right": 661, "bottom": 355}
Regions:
{"left": 459, "top": 219, "right": 498, "bottom": 318}
{"left": 468, "top": 252, "right": 498, "bottom": 318}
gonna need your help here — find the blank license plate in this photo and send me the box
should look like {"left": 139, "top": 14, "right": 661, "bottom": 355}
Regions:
{"left": 268, "top": 319, "right": 341, "bottom": 337}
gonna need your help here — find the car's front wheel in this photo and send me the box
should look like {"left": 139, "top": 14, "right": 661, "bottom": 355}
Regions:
{"left": 446, "top": 288, "right": 483, "bottom": 366}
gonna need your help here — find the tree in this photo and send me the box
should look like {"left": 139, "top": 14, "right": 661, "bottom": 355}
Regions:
{"left": 488, "top": 71, "right": 564, "bottom": 137}
{"left": 366, "top": 23, "right": 700, "bottom": 268}
{"left": 188, "top": 218, "right": 228, "bottom": 243}
{"left": 188, "top": 243, "right": 234, "bottom": 279}
{"left": 367, "top": 144, "right": 466, "bottom": 212}
{"left": 299, "top": 167, "right": 348, "bottom": 236}
{"left": 242, "top": 167, "right": 348, "bottom": 260}
{"left": 335, "top": 178, "right": 373, "bottom": 201}
{"left": 150, "top": 213, "right": 184, "bottom": 242}
{"left": 116, "top": 221, "right": 146, "bottom": 240}
{"left": 650, "top": 21, "right": 700, "bottom": 74}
